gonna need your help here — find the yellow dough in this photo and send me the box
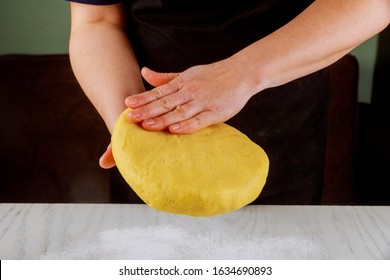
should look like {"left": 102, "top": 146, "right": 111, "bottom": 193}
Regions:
{"left": 111, "top": 108, "right": 269, "bottom": 217}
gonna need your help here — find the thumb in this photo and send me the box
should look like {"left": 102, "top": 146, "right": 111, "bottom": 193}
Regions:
{"left": 141, "top": 67, "right": 179, "bottom": 87}
{"left": 99, "top": 143, "right": 116, "bottom": 169}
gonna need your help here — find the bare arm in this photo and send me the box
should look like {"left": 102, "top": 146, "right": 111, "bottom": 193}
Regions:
{"left": 69, "top": 2, "right": 144, "bottom": 133}
{"left": 237, "top": 0, "right": 390, "bottom": 92}
{"left": 126, "top": 0, "right": 390, "bottom": 134}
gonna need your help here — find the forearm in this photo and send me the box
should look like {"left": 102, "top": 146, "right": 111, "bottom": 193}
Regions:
{"left": 69, "top": 22, "right": 145, "bottom": 133}
{"left": 234, "top": 0, "right": 390, "bottom": 93}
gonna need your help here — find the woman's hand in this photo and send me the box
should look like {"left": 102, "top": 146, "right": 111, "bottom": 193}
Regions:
{"left": 125, "top": 58, "right": 257, "bottom": 134}
{"left": 99, "top": 143, "right": 116, "bottom": 169}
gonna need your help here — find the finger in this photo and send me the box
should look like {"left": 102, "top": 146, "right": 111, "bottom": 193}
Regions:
{"left": 141, "top": 101, "right": 204, "bottom": 131}
{"left": 99, "top": 143, "right": 116, "bottom": 169}
{"left": 168, "top": 111, "right": 216, "bottom": 134}
{"left": 125, "top": 80, "right": 179, "bottom": 109}
{"left": 128, "top": 90, "right": 190, "bottom": 122}
{"left": 141, "top": 67, "right": 179, "bottom": 87}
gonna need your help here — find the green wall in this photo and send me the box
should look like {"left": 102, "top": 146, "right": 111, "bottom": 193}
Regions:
{"left": 0, "top": 0, "right": 379, "bottom": 103}
{"left": 350, "top": 36, "right": 379, "bottom": 104}
{"left": 0, "top": 0, "right": 70, "bottom": 54}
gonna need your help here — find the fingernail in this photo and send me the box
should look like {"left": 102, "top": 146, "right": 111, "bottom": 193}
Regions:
{"left": 126, "top": 97, "right": 138, "bottom": 106}
{"left": 129, "top": 110, "right": 141, "bottom": 119}
{"left": 170, "top": 123, "right": 181, "bottom": 131}
{"left": 144, "top": 119, "right": 156, "bottom": 126}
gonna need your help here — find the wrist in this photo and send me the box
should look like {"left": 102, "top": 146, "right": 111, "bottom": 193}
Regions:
{"left": 229, "top": 47, "right": 273, "bottom": 97}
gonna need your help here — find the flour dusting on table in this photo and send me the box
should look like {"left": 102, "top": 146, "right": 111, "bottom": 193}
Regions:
{"left": 41, "top": 225, "right": 327, "bottom": 259}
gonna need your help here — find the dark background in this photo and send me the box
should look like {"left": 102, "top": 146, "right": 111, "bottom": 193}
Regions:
{"left": 0, "top": 25, "right": 389, "bottom": 205}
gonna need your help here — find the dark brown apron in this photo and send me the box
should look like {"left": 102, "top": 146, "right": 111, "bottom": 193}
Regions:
{"left": 111, "top": 0, "right": 329, "bottom": 204}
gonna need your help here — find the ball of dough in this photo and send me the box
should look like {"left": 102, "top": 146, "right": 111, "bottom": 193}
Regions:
{"left": 112, "top": 109, "right": 269, "bottom": 217}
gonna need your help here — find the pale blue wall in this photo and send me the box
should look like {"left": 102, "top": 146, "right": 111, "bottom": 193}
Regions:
{"left": 0, "top": 0, "right": 378, "bottom": 103}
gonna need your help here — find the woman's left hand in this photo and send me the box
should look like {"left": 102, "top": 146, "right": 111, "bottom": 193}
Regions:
{"left": 125, "top": 58, "right": 257, "bottom": 134}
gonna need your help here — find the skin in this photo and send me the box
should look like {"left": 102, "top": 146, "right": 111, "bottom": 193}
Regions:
{"left": 69, "top": 0, "right": 390, "bottom": 169}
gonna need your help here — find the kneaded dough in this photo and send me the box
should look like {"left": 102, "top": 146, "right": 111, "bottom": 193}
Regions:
{"left": 112, "top": 108, "right": 269, "bottom": 217}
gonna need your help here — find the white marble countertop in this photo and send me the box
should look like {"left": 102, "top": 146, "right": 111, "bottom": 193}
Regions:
{"left": 0, "top": 203, "right": 389, "bottom": 260}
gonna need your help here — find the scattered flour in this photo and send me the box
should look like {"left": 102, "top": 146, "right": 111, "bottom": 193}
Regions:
{"left": 41, "top": 225, "right": 328, "bottom": 259}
